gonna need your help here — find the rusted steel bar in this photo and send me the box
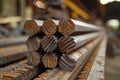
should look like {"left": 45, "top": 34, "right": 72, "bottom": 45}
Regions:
{"left": 34, "top": 68, "right": 63, "bottom": 80}
{"left": 0, "top": 63, "right": 45, "bottom": 80}
{"left": 87, "top": 37, "right": 107, "bottom": 80}
{"left": 0, "top": 60, "right": 27, "bottom": 74}
{"left": 27, "top": 51, "right": 42, "bottom": 66}
{"left": 42, "top": 19, "right": 57, "bottom": 35}
{"left": 58, "top": 19, "right": 102, "bottom": 35}
{"left": 34, "top": 70, "right": 52, "bottom": 80}
{"left": 41, "top": 35, "right": 57, "bottom": 53}
{"left": 58, "top": 32, "right": 101, "bottom": 54}
{"left": 0, "top": 44, "right": 28, "bottom": 66}
{"left": 58, "top": 19, "right": 75, "bottom": 36}
{"left": 23, "top": 20, "right": 43, "bottom": 36}
{"left": 26, "top": 36, "right": 41, "bottom": 51}
{"left": 0, "top": 36, "right": 28, "bottom": 47}
{"left": 59, "top": 37, "right": 102, "bottom": 72}
{"left": 42, "top": 53, "right": 58, "bottom": 69}
{"left": 77, "top": 41, "right": 102, "bottom": 80}
{"left": 33, "top": 37, "right": 102, "bottom": 80}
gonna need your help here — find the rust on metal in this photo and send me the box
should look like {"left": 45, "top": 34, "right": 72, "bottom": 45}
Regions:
{"left": 59, "top": 37, "right": 102, "bottom": 72}
{"left": 26, "top": 36, "right": 41, "bottom": 51}
{"left": 0, "top": 60, "right": 27, "bottom": 74}
{"left": 23, "top": 20, "right": 41, "bottom": 36}
{"left": 41, "top": 35, "right": 57, "bottom": 53}
{"left": 0, "top": 44, "right": 28, "bottom": 66}
{"left": 27, "top": 52, "right": 42, "bottom": 66}
{"left": 0, "top": 61, "right": 45, "bottom": 80}
{"left": 58, "top": 32, "right": 101, "bottom": 54}
{"left": 58, "top": 19, "right": 75, "bottom": 35}
{"left": 42, "top": 19, "right": 57, "bottom": 35}
{"left": 42, "top": 53, "right": 58, "bottom": 69}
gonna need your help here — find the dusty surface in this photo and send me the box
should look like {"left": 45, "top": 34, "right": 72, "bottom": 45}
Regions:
{"left": 105, "top": 55, "right": 120, "bottom": 80}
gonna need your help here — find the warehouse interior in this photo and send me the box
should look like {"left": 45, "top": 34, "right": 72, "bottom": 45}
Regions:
{"left": 0, "top": 0, "right": 120, "bottom": 80}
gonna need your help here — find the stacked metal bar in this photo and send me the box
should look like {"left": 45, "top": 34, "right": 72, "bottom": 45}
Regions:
{"left": 0, "top": 18, "right": 104, "bottom": 80}
{"left": 23, "top": 19, "right": 102, "bottom": 70}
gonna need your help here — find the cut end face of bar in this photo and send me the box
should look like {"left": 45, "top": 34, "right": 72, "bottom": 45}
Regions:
{"left": 58, "top": 36, "right": 76, "bottom": 54}
{"left": 42, "top": 19, "right": 57, "bottom": 35}
{"left": 58, "top": 19, "right": 75, "bottom": 35}
{"left": 41, "top": 35, "right": 57, "bottom": 53}
{"left": 59, "top": 54, "right": 76, "bottom": 71}
{"left": 26, "top": 37, "right": 41, "bottom": 51}
{"left": 42, "top": 53, "right": 58, "bottom": 69}
{"left": 27, "top": 52, "right": 42, "bottom": 66}
{"left": 23, "top": 20, "right": 40, "bottom": 36}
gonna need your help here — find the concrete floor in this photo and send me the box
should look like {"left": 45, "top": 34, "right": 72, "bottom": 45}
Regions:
{"left": 105, "top": 55, "right": 120, "bottom": 80}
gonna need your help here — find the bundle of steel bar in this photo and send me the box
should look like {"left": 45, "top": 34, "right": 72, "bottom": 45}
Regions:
{"left": 23, "top": 19, "right": 102, "bottom": 70}
{"left": 0, "top": 18, "right": 104, "bottom": 79}
{"left": 0, "top": 44, "right": 28, "bottom": 66}
{"left": 33, "top": 36, "right": 103, "bottom": 80}
{"left": 24, "top": 19, "right": 59, "bottom": 69}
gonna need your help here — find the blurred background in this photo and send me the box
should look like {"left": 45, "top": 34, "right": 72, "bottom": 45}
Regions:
{"left": 0, "top": 0, "right": 120, "bottom": 80}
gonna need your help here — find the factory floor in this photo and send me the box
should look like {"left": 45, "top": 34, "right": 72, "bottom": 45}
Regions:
{"left": 105, "top": 55, "right": 120, "bottom": 80}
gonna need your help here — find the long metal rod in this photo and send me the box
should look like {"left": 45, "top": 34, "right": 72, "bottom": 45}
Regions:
{"left": 0, "top": 44, "right": 28, "bottom": 66}
{"left": 71, "top": 19, "right": 102, "bottom": 31}
{"left": 0, "top": 36, "right": 28, "bottom": 47}
{"left": 58, "top": 19, "right": 102, "bottom": 35}
{"left": 58, "top": 32, "right": 102, "bottom": 54}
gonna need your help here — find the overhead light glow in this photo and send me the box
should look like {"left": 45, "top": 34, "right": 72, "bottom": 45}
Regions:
{"left": 100, "top": 0, "right": 109, "bottom": 5}
{"left": 100, "top": 0, "right": 120, "bottom": 5}
{"left": 106, "top": 19, "right": 119, "bottom": 29}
